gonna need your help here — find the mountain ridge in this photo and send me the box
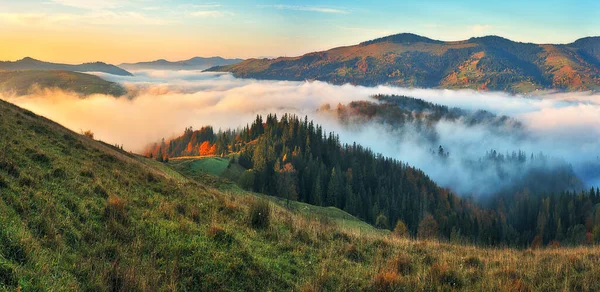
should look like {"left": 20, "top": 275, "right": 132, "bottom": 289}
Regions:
{"left": 0, "top": 57, "right": 132, "bottom": 76}
{"left": 0, "top": 70, "right": 126, "bottom": 97}
{"left": 119, "top": 56, "right": 243, "bottom": 70}
{"left": 207, "top": 33, "right": 600, "bottom": 93}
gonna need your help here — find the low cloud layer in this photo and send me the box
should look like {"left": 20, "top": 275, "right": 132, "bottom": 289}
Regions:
{"left": 2, "top": 70, "right": 599, "bottom": 194}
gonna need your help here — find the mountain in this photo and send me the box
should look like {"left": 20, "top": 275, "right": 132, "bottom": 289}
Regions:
{"left": 119, "top": 56, "right": 243, "bottom": 71}
{"left": 208, "top": 33, "right": 600, "bottom": 93}
{"left": 0, "top": 57, "right": 132, "bottom": 76}
{"left": 0, "top": 70, "right": 126, "bottom": 97}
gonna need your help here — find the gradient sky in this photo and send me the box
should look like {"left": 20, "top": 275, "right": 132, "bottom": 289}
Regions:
{"left": 1, "top": 0, "right": 598, "bottom": 64}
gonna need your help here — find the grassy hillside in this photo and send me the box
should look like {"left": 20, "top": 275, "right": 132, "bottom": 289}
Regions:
{"left": 208, "top": 33, "right": 600, "bottom": 93}
{"left": 0, "top": 70, "right": 126, "bottom": 97}
{"left": 1, "top": 99, "right": 600, "bottom": 291}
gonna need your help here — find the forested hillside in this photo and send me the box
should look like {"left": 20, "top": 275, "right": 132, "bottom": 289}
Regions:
{"left": 148, "top": 113, "right": 600, "bottom": 247}
{"left": 208, "top": 33, "right": 600, "bottom": 93}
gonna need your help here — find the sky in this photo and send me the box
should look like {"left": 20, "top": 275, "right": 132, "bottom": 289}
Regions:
{"left": 0, "top": 0, "right": 598, "bottom": 64}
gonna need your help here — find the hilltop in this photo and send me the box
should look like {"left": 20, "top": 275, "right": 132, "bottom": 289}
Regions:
{"left": 0, "top": 70, "right": 126, "bottom": 97}
{"left": 0, "top": 57, "right": 132, "bottom": 76}
{"left": 208, "top": 33, "right": 600, "bottom": 93}
{"left": 119, "top": 56, "right": 243, "bottom": 71}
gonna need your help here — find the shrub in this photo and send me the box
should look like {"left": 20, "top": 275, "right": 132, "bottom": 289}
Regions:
{"left": 0, "top": 175, "right": 7, "bottom": 189}
{"left": 249, "top": 199, "right": 270, "bottom": 229}
{"left": 417, "top": 215, "right": 439, "bottom": 239}
{"left": 104, "top": 196, "right": 128, "bottom": 225}
{"left": 430, "top": 262, "right": 464, "bottom": 289}
{"left": 0, "top": 261, "right": 18, "bottom": 289}
{"left": 238, "top": 170, "right": 256, "bottom": 191}
{"left": 208, "top": 224, "right": 234, "bottom": 246}
{"left": 80, "top": 169, "right": 94, "bottom": 178}
{"left": 375, "top": 213, "right": 389, "bottom": 229}
{"left": 393, "top": 220, "right": 409, "bottom": 238}
{"left": 389, "top": 253, "right": 413, "bottom": 275}
{"left": 0, "top": 160, "right": 19, "bottom": 178}
{"left": 51, "top": 167, "right": 67, "bottom": 179}
{"left": 18, "top": 174, "right": 35, "bottom": 187}
{"left": 31, "top": 152, "right": 50, "bottom": 165}
{"left": 0, "top": 231, "right": 27, "bottom": 264}
{"left": 344, "top": 243, "right": 365, "bottom": 262}
{"left": 371, "top": 271, "right": 403, "bottom": 291}
{"left": 81, "top": 130, "right": 94, "bottom": 139}
{"left": 464, "top": 256, "right": 483, "bottom": 269}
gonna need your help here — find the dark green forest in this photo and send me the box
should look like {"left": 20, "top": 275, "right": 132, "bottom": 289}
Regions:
{"left": 147, "top": 112, "right": 600, "bottom": 247}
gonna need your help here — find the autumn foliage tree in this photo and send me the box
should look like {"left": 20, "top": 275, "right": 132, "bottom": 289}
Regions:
{"left": 199, "top": 141, "right": 216, "bottom": 156}
{"left": 417, "top": 215, "right": 439, "bottom": 240}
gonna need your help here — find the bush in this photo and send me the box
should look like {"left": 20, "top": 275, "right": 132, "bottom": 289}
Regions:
{"left": 393, "top": 220, "right": 409, "bottom": 238}
{"left": 371, "top": 271, "right": 403, "bottom": 291}
{"left": 0, "top": 160, "right": 19, "bottom": 178}
{"left": 81, "top": 130, "right": 94, "bottom": 139}
{"left": 104, "top": 196, "right": 128, "bottom": 225}
{"left": 375, "top": 214, "right": 389, "bottom": 229}
{"left": 465, "top": 256, "right": 484, "bottom": 269}
{"left": 249, "top": 199, "right": 271, "bottom": 229}
{"left": 18, "top": 174, "right": 35, "bottom": 187}
{"left": 417, "top": 215, "right": 439, "bottom": 239}
{"left": 208, "top": 224, "right": 234, "bottom": 246}
{"left": 238, "top": 170, "right": 256, "bottom": 191}
{"left": 430, "top": 262, "right": 464, "bottom": 289}
{"left": 0, "top": 176, "right": 7, "bottom": 189}
{"left": 344, "top": 243, "right": 365, "bottom": 262}
{"left": 389, "top": 253, "right": 413, "bottom": 275}
{"left": 80, "top": 169, "right": 94, "bottom": 178}
{"left": 0, "top": 261, "right": 18, "bottom": 289}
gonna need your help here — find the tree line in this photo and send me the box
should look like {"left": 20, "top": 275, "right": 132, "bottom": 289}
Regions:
{"left": 147, "top": 114, "right": 600, "bottom": 247}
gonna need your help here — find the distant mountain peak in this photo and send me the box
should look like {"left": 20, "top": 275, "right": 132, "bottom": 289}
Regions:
{"left": 360, "top": 33, "right": 443, "bottom": 46}
{"left": 468, "top": 35, "right": 520, "bottom": 45}
{"left": 0, "top": 58, "right": 132, "bottom": 76}
{"left": 119, "top": 56, "right": 243, "bottom": 70}
{"left": 19, "top": 57, "right": 42, "bottom": 63}
{"left": 209, "top": 32, "right": 600, "bottom": 93}
{"left": 571, "top": 36, "right": 600, "bottom": 47}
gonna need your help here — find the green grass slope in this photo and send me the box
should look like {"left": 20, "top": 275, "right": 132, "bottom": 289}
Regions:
{"left": 2, "top": 99, "right": 600, "bottom": 291}
{"left": 0, "top": 70, "right": 126, "bottom": 97}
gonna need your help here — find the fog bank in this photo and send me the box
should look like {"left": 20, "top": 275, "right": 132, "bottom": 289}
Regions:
{"left": 2, "top": 70, "right": 599, "bottom": 194}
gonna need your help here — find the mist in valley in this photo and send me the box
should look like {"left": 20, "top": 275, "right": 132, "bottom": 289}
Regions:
{"left": 2, "top": 70, "right": 599, "bottom": 197}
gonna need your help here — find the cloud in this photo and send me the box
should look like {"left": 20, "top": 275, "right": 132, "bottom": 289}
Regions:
{"left": 0, "top": 11, "right": 169, "bottom": 26}
{"left": 469, "top": 24, "right": 496, "bottom": 34}
{"left": 2, "top": 71, "right": 599, "bottom": 196}
{"left": 49, "top": 0, "right": 123, "bottom": 10}
{"left": 261, "top": 5, "right": 349, "bottom": 14}
{"left": 189, "top": 10, "right": 234, "bottom": 18}
{"left": 337, "top": 26, "right": 392, "bottom": 36}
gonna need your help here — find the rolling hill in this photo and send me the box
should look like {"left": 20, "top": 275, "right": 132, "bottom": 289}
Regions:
{"left": 0, "top": 57, "right": 132, "bottom": 76}
{"left": 119, "top": 56, "right": 243, "bottom": 71}
{"left": 208, "top": 33, "right": 600, "bottom": 93}
{"left": 0, "top": 70, "right": 126, "bottom": 97}
{"left": 1, "top": 98, "right": 600, "bottom": 291}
